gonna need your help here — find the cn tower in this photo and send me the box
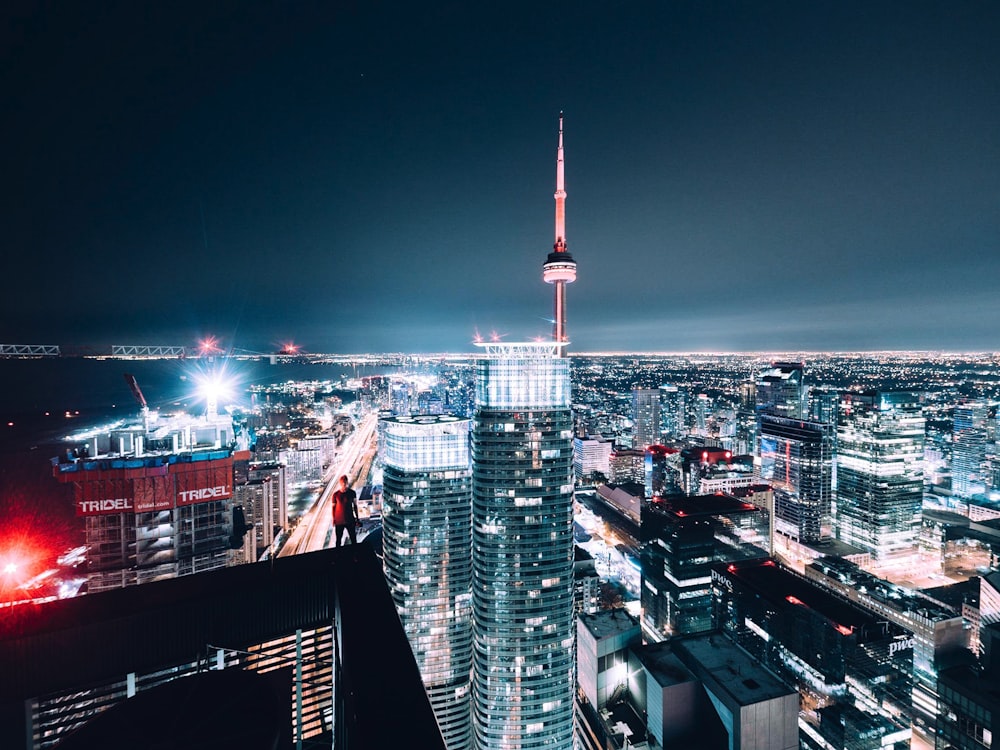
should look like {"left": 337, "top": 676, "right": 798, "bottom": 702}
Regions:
{"left": 542, "top": 112, "right": 577, "bottom": 355}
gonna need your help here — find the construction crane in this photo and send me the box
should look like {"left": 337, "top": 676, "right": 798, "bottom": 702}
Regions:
{"left": 123, "top": 373, "right": 151, "bottom": 430}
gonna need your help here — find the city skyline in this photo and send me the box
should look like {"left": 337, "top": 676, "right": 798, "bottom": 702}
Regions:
{"left": 3, "top": 1, "right": 999, "bottom": 353}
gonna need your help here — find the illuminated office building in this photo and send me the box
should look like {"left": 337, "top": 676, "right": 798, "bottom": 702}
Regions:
{"left": 609, "top": 448, "right": 645, "bottom": 485}
{"left": 952, "top": 428, "right": 988, "bottom": 499}
{"left": 952, "top": 402, "right": 990, "bottom": 499}
{"left": 756, "top": 362, "right": 805, "bottom": 420}
{"left": 836, "top": 391, "right": 925, "bottom": 563}
{"left": 758, "top": 414, "right": 834, "bottom": 544}
{"left": 471, "top": 341, "right": 575, "bottom": 750}
{"left": 632, "top": 388, "right": 661, "bottom": 449}
{"left": 380, "top": 414, "right": 474, "bottom": 750}
{"left": 573, "top": 435, "right": 614, "bottom": 483}
{"left": 714, "top": 560, "right": 913, "bottom": 750}
{"left": 644, "top": 444, "right": 681, "bottom": 499}
{"left": 659, "top": 385, "right": 686, "bottom": 440}
{"left": 804, "top": 556, "right": 970, "bottom": 734}
{"left": 641, "top": 494, "right": 768, "bottom": 640}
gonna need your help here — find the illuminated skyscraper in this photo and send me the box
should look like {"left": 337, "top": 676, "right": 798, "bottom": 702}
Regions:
{"left": 952, "top": 401, "right": 990, "bottom": 499}
{"left": 471, "top": 341, "right": 575, "bottom": 750}
{"left": 542, "top": 114, "right": 577, "bottom": 355}
{"left": 836, "top": 391, "right": 925, "bottom": 563}
{"left": 632, "top": 388, "right": 661, "bottom": 449}
{"left": 758, "top": 414, "right": 834, "bottom": 543}
{"left": 380, "top": 415, "right": 474, "bottom": 750}
{"left": 756, "top": 362, "right": 805, "bottom": 420}
{"left": 658, "top": 385, "right": 686, "bottom": 440}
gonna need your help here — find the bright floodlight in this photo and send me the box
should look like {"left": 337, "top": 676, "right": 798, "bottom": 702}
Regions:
{"left": 193, "top": 370, "right": 236, "bottom": 418}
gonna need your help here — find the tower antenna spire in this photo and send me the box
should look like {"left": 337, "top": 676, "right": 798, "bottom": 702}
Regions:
{"left": 542, "top": 112, "right": 577, "bottom": 355}
{"left": 554, "top": 111, "right": 566, "bottom": 252}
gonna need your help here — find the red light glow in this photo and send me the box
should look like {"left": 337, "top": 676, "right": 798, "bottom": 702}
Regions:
{"left": 0, "top": 542, "right": 47, "bottom": 603}
{"left": 835, "top": 624, "right": 853, "bottom": 636}
{"left": 198, "top": 336, "right": 223, "bottom": 355}
{"left": 786, "top": 595, "right": 805, "bottom": 606}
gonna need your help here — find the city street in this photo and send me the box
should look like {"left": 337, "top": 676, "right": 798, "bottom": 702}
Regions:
{"left": 278, "top": 412, "right": 379, "bottom": 557}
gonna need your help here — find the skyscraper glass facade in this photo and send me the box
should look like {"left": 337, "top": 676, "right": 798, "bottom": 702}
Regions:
{"left": 756, "top": 362, "right": 805, "bottom": 420}
{"left": 758, "top": 414, "right": 834, "bottom": 543}
{"left": 631, "top": 388, "right": 660, "bottom": 449}
{"left": 836, "top": 391, "right": 925, "bottom": 562}
{"left": 658, "top": 385, "right": 685, "bottom": 440}
{"left": 952, "top": 402, "right": 990, "bottom": 499}
{"left": 471, "top": 342, "right": 575, "bottom": 750}
{"left": 380, "top": 415, "right": 474, "bottom": 750}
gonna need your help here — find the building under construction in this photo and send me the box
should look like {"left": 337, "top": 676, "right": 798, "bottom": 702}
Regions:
{"left": 51, "top": 375, "right": 245, "bottom": 592}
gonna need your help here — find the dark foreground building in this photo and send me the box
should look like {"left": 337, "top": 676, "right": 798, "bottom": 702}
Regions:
{"left": 0, "top": 544, "right": 445, "bottom": 750}
{"left": 641, "top": 494, "right": 769, "bottom": 639}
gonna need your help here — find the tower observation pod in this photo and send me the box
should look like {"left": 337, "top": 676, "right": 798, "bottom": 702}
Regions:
{"left": 542, "top": 113, "right": 577, "bottom": 356}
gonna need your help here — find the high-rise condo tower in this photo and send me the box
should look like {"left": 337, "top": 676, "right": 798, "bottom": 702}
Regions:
{"left": 380, "top": 415, "right": 474, "bottom": 750}
{"left": 471, "top": 341, "right": 575, "bottom": 749}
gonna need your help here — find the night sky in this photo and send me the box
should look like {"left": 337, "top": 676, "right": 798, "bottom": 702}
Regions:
{"left": 3, "top": 1, "right": 999, "bottom": 353}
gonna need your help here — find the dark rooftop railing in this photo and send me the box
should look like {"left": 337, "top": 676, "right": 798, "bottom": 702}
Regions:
{"left": 0, "top": 544, "right": 446, "bottom": 750}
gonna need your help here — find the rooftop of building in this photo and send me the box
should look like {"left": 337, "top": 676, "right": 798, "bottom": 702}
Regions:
{"left": 597, "top": 484, "right": 644, "bottom": 523}
{"left": 610, "top": 448, "right": 645, "bottom": 457}
{"left": 602, "top": 698, "right": 648, "bottom": 749}
{"left": 646, "top": 444, "right": 680, "bottom": 456}
{"left": 672, "top": 631, "right": 797, "bottom": 706}
{"left": 633, "top": 641, "right": 697, "bottom": 689}
{"left": 647, "top": 493, "right": 760, "bottom": 519}
{"left": 800, "top": 537, "right": 869, "bottom": 559}
{"left": 985, "top": 570, "right": 1000, "bottom": 592}
{"left": 52, "top": 445, "right": 233, "bottom": 476}
{"left": 379, "top": 414, "right": 468, "bottom": 425}
{"left": 723, "top": 559, "right": 880, "bottom": 635}
{"left": 807, "top": 556, "right": 960, "bottom": 620}
{"left": 921, "top": 577, "right": 981, "bottom": 610}
{"left": 472, "top": 340, "right": 566, "bottom": 357}
{"left": 0, "top": 544, "right": 446, "bottom": 750}
{"left": 579, "top": 608, "right": 641, "bottom": 641}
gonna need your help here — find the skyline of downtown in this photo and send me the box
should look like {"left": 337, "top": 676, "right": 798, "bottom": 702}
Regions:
{"left": 3, "top": 2, "right": 1000, "bottom": 354}
{"left": 1, "top": 347, "right": 999, "bottom": 747}
{"left": 3, "top": 4, "right": 1000, "bottom": 742}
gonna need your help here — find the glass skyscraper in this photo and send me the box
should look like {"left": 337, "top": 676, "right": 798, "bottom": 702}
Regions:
{"left": 380, "top": 415, "right": 474, "bottom": 750}
{"left": 758, "top": 414, "right": 834, "bottom": 543}
{"left": 470, "top": 342, "right": 575, "bottom": 750}
{"left": 836, "top": 391, "right": 925, "bottom": 563}
{"left": 952, "top": 401, "right": 990, "bottom": 499}
{"left": 658, "top": 384, "right": 685, "bottom": 440}
{"left": 756, "top": 362, "right": 805, "bottom": 420}
{"left": 631, "top": 388, "right": 661, "bottom": 449}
